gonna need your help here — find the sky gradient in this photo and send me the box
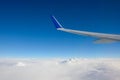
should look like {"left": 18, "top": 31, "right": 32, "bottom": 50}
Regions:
{"left": 0, "top": 0, "right": 120, "bottom": 58}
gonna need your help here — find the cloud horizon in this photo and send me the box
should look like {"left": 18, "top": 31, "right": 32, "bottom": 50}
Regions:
{"left": 0, "top": 58, "right": 120, "bottom": 80}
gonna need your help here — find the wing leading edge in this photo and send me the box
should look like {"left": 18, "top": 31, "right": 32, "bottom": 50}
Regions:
{"left": 51, "top": 15, "right": 120, "bottom": 43}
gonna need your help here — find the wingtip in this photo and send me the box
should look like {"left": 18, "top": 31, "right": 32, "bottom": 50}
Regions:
{"left": 51, "top": 15, "right": 63, "bottom": 29}
{"left": 51, "top": 15, "right": 55, "bottom": 18}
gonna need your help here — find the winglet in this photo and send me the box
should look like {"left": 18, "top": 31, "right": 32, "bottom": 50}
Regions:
{"left": 51, "top": 15, "right": 63, "bottom": 29}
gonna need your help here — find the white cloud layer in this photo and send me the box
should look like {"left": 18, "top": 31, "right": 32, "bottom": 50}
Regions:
{"left": 0, "top": 58, "right": 120, "bottom": 80}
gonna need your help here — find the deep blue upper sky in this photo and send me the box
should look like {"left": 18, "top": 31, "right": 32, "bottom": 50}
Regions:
{"left": 0, "top": 0, "right": 120, "bottom": 58}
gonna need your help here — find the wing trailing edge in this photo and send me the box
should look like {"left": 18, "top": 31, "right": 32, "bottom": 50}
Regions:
{"left": 94, "top": 39, "right": 116, "bottom": 44}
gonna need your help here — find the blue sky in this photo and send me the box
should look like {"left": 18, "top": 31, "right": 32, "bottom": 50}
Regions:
{"left": 0, "top": 0, "right": 120, "bottom": 58}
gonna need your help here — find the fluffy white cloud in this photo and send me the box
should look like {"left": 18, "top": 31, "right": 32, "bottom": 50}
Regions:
{"left": 16, "top": 62, "right": 26, "bottom": 67}
{"left": 0, "top": 58, "right": 120, "bottom": 80}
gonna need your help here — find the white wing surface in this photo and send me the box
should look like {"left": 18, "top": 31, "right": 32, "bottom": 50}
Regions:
{"left": 51, "top": 15, "right": 120, "bottom": 43}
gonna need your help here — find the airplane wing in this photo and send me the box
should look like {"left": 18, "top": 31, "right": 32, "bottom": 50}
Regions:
{"left": 51, "top": 15, "right": 120, "bottom": 43}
